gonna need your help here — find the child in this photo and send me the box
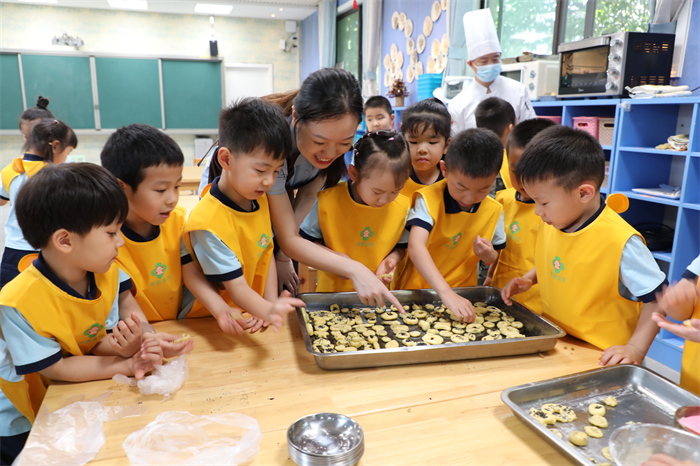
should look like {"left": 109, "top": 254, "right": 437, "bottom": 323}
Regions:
{"left": 474, "top": 96, "right": 516, "bottom": 192}
{"left": 0, "top": 118, "right": 77, "bottom": 288}
{"left": 0, "top": 164, "right": 162, "bottom": 464}
{"left": 300, "top": 130, "right": 412, "bottom": 291}
{"left": 486, "top": 118, "right": 556, "bottom": 314}
{"left": 101, "top": 124, "right": 193, "bottom": 322}
{"left": 364, "top": 96, "right": 395, "bottom": 132}
{"left": 652, "top": 256, "right": 699, "bottom": 394}
{"left": 397, "top": 128, "right": 506, "bottom": 321}
{"left": 399, "top": 98, "right": 452, "bottom": 199}
{"left": 501, "top": 125, "right": 667, "bottom": 365}
{"left": 183, "top": 98, "right": 305, "bottom": 335}
{"left": 18, "top": 96, "right": 54, "bottom": 141}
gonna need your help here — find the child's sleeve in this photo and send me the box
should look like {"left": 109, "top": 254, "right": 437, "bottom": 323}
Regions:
{"left": 112, "top": 269, "right": 133, "bottom": 329}
{"left": 189, "top": 230, "right": 242, "bottom": 282}
{"left": 299, "top": 199, "right": 323, "bottom": 242}
{"left": 405, "top": 194, "right": 434, "bottom": 232}
{"left": 0, "top": 183, "right": 8, "bottom": 201}
{"left": 267, "top": 159, "right": 289, "bottom": 196}
{"left": 682, "top": 255, "right": 700, "bottom": 281}
{"left": 0, "top": 306, "right": 61, "bottom": 376}
{"left": 180, "top": 237, "right": 193, "bottom": 266}
{"left": 491, "top": 211, "right": 506, "bottom": 250}
{"left": 395, "top": 212, "right": 412, "bottom": 248}
{"left": 619, "top": 235, "right": 668, "bottom": 302}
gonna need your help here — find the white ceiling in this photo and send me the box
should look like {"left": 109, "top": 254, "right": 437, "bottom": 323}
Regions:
{"left": 4, "top": 0, "right": 319, "bottom": 20}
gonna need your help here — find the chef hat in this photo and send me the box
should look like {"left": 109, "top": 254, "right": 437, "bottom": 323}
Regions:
{"left": 463, "top": 9, "right": 501, "bottom": 61}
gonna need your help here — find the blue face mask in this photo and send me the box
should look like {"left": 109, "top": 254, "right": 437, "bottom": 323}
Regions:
{"left": 475, "top": 63, "right": 502, "bottom": 83}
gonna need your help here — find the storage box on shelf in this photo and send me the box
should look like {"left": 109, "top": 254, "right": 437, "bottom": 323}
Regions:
{"left": 533, "top": 97, "right": 700, "bottom": 373}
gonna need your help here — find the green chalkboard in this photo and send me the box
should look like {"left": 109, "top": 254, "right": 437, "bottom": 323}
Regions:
{"left": 95, "top": 57, "right": 162, "bottom": 129}
{"left": 162, "top": 60, "right": 221, "bottom": 129}
{"left": 21, "top": 55, "right": 95, "bottom": 129}
{"left": 0, "top": 54, "right": 24, "bottom": 130}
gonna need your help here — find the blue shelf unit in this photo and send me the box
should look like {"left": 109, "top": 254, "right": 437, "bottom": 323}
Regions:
{"left": 533, "top": 97, "right": 700, "bottom": 373}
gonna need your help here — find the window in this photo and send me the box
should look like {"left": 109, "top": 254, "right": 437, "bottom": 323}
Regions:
{"left": 484, "top": 0, "right": 651, "bottom": 58}
{"left": 335, "top": 7, "right": 362, "bottom": 81}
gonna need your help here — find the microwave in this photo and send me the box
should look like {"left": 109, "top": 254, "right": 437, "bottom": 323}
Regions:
{"left": 500, "top": 60, "right": 559, "bottom": 101}
{"left": 557, "top": 32, "right": 675, "bottom": 97}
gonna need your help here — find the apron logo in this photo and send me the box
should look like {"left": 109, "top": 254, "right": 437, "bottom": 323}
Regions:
{"left": 552, "top": 256, "right": 565, "bottom": 274}
{"left": 84, "top": 323, "right": 103, "bottom": 337}
{"left": 258, "top": 234, "right": 271, "bottom": 249}
{"left": 509, "top": 221, "right": 520, "bottom": 234}
{"left": 151, "top": 262, "right": 167, "bottom": 279}
{"left": 452, "top": 233, "right": 462, "bottom": 245}
{"left": 360, "top": 227, "right": 374, "bottom": 241}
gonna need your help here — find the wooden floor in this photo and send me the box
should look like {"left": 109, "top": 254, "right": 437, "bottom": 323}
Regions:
{"left": 31, "top": 315, "right": 604, "bottom": 465}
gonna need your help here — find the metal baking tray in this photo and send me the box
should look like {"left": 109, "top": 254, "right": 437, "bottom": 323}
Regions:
{"left": 296, "top": 286, "right": 565, "bottom": 370}
{"left": 501, "top": 365, "right": 700, "bottom": 466}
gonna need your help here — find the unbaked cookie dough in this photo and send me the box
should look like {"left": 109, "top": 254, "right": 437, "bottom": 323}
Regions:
{"left": 589, "top": 414, "right": 608, "bottom": 428}
{"left": 569, "top": 431, "right": 588, "bottom": 446}
{"left": 589, "top": 403, "right": 606, "bottom": 416}
{"left": 603, "top": 396, "right": 618, "bottom": 407}
{"left": 584, "top": 426, "right": 603, "bottom": 438}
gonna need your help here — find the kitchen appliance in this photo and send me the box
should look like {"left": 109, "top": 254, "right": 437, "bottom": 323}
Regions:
{"left": 500, "top": 59, "right": 559, "bottom": 101}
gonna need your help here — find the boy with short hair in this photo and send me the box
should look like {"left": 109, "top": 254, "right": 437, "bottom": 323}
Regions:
{"left": 364, "top": 96, "right": 395, "bottom": 132}
{"left": 475, "top": 96, "right": 516, "bottom": 191}
{"left": 101, "top": 124, "right": 193, "bottom": 322}
{"left": 0, "top": 164, "right": 162, "bottom": 464}
{"left": 502, "top": 126, "right": 667, "bottom": 365}
{"left": 183, "top": 98, "right": 305, "bottom": 335}
{"left": 486, "top": 118, "right": 556, "bottom": 314}
{"left": 397, "top": 128, "right": 506, "bottom": 321}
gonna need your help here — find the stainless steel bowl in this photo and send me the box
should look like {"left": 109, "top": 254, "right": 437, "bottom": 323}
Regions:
{"left": 287, "top": 413, "right": 364, "bottom": 466}
{"left": 609, "top": 423, "right": 700, "bottom": 465}
{"left": 675, "top": 405, "right": 700, "bottom": 436}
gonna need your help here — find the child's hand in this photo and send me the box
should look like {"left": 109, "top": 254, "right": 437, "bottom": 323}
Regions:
{"left": 473, "top": 235, "right": 498, "bottom": 265}
{"left": 147, "top": 332, "right": 195, "bottom": 358}
{"left": 501, "top": 277, "right": 533, "bottom": 306}
{"left": 600, "top": 343, "right": 644, "bottom": 366}
{"left": 652, "top": 312, "right": 700, "bottom": 343}
{"left": 109, "top": 312, "right": 143, "bottom": 357}
{"left": 642, "top": 453, "right": 700, "bottom": 466}
{"left": 657, "top": 279, "right": 698, "bottom": 318}
{"left": 215, "top": 308, "right": 248, "bottom": 335}
{"left": 442, "top": 291, "right": 476, "bottom": 323}
{"left": 245, "top": 316, "right": 270, "bottom": 334}
{"left": 482, "top": 275, "right": 493, "bottom": 286}
{"left": 128, "top": 348, "right": 157, "bottom": 380}
{"left": 276, "top": 258, "right": 300, "bottom": 296}
{"left": 375, "top": 257, "right": 398, "bottom": 286}
{"left": 265, "top": 291, "right": 306, "bottom": 332}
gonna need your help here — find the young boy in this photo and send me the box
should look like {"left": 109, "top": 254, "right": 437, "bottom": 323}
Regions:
{"left": 474, "top": 96, "right": 516, "bottom": 192}
{"left": 101, "top": 124, "right": 194, "bottom": 322}
{"left": 182, "top": 98, "right": 305, "bottom": 335}
{"left": 400, "top": 98, "right": 452, "bottom": 199}
{"left": 486, "top": 118, "right": 556, "bottom": 314}
{"left": 502, "top": 126, "right": 667, "bottom": 365}
{"left": 364, "top": 96, "right": 395, "bottom": 132}
{"left": 0, "top": 164, "right": 162, "bottom": 464}
{"left": 397, "top": 128, "right": 506, "bottom": 321}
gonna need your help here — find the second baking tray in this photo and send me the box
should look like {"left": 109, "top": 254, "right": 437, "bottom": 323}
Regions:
{"left": 501, "top": 365, "right": 700, "bottom": 465}
{"left": 296, "top": 286, "right": 565, "bottom": 370}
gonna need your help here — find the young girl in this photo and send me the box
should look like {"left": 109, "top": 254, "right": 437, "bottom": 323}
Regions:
{"left": 19, "top": 96, "right": 54, "bottom": 141}
{"left": 299, "top": 131, "right": 412, "bottom": 291}
{"left": 0, "top": 118, "right": 77, "bottom": 287}
{"left": 399, "top": 98, "right": 452, "bottom": 199}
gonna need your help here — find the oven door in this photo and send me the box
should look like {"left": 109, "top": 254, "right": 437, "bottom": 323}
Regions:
{"left": 557, "top": 36, "right": 613, "bottom": 96}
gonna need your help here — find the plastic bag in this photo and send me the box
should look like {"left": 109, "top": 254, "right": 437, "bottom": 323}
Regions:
{"left": 122, "top": 411, "right": 262, "bottom": 466}
{"left": 113, "top": 355, "right": 189, "bottom": 399}
{"left": 14, "top": 392, "right": 148, "bottom": 466}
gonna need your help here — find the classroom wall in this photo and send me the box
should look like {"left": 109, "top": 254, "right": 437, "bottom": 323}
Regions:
{"left": 301, "top": 11, "right": 320, "bottom": 82}
{"left": 0, "top": 2, "right": 300, "bottom": 166}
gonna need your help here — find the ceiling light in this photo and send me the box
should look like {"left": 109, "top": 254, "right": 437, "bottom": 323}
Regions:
{"left": 271, "top": 13, "right": 275, "bottom": 17}
{"left": 279, "top": 7, "right": 283, "bottom": 11}
{"left": 18, "top": 0, "right": 59, "bottom": 3}
{"left": 194, "top": 3, "right": 233, "bottom": 15}
{"left": 107, "top": 0, "right": 148, "bottom": 10}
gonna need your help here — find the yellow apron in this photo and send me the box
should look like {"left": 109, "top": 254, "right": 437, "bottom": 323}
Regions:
{"left": 315, "top": 183, "right": 410, "bottom": 292}
{"left": 0, "top": 262, "right": 120, "bottom": 424}
{"left": 491, "top": 188, "right": 542, "bottom": 314}
{"left": 1, "top": 156, "right": 47, "bottom": 194}
{"left": 680, "top": 280, "right": 699, "bottom": 394}
{"left": 183, "top": 184, "right": 273, "bottom": 317}
{"left": 534, "top": 204, "right": 643, "bottom": 350}
{"left": 398, "top": 180, "right": 503, "bottom": 289}
{"left": 116, "top": 206, "right": 186, "bottom": 321}
{"left": 499, "top": 148, "right": 512, "bottom": 189}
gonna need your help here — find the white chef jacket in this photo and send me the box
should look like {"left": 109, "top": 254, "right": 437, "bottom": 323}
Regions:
{"left": 448, "top": 76, "right": 538, "bottom": 135}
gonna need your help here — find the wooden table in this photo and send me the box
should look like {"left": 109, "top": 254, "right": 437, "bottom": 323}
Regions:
{"left": 33, "top": 314, "right": 602, "bottom": 465}
{"left": 181, "top": 166, "right": 204, "bottom": 193}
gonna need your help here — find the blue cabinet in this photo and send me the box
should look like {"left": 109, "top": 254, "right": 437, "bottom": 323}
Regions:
{"left": 533, "top": 97, "right": 700, "bottom": 373}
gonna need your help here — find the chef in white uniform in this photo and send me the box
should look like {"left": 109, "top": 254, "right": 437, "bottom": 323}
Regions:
{"left": 448, "top": 9, "right": 537, "bottom": 134}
